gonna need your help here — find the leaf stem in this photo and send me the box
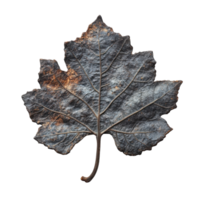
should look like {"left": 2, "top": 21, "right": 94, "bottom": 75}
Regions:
{"left": 81, "top": 133, "right": 101, "bottom": 182}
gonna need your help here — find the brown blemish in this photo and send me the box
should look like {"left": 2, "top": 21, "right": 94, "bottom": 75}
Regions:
{"left": 64, "top": 68, "right": 82, "bottom": 87}
{"left": 34, "top": 108, "right": 40, "bottom": 112}
{"left": 42, "top": 68, "right": 53, "bottom": 75}
{"left": 115, "top": 86, "right": 119, "bottom": 90}
{"left": 55, "top": 118, "right": 63, "bottom": 126}
{"left": 75, "top": 24, "right": 98, "bottom": 43}
{"left": 67, "top": 68, "right": 81, "bottom": 85}
{"left": 66, "top": 17, "right": 115, "bottom": 48}
{"left": 49, "top": 138, "right": 56, "bottom": 142}
{"left": 44, "top": 75, "right": 60, "bottom": 90}
{"left": 50, "top": 116, "right": 63, "bottom": 126}
{"left": 102, "top": 28, "right": 108, "bottom": 32}
{"left": 42, "top": 67, "right": 81, "bottom": 91}
{"left": 42, "top": 122, "right": 49, "bottom": 129}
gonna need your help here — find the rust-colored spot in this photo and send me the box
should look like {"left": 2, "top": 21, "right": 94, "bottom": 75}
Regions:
{"left": 42, "top": 68, "right": 53, "bottom": 75}
{"left": 49, "top": 138, "right": 56, "bottom": 142}
{"left": 55, "top": 118, "right": 63, "bottom": 126}
{"left": 42, "top": 122, "right": 49, "bottom": 129}
{"left": 43, "top": 67, "right": 81, "bottom": 91}
{"left": 115, "top": 86, "right": 119, "bottom": 90}
{"left": 50, "top": 116, "right": 63, "bottom": 126}
{"left": 45, "top": 77, "right": 60, "bottom": 90}
{"left": 75, "top": 24, "right": 98, "bottom": 43}
{"left": 87, "top": 37, "right": 94, "bottom": 42}
{"left": 102, "top": 28, "right": 108, "bottom": 32}
{"left": 57, "top": 65, "right": 82, "bottom": 91}
{"left": 64, "top": 68, "right": 82, "bottom": 88}
{"left": 34, "top": 108, "right": 40, "bottom": 112}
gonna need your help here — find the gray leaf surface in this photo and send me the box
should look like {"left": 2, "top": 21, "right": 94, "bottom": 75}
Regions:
{"left": 22, "top": 16, "right": 182, "bottom": 158}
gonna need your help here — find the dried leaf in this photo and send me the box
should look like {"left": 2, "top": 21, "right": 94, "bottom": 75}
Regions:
{"left": 22, "top": 16, "right": 182, "bottom": 182}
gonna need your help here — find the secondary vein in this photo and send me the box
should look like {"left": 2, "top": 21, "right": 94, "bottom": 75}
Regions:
{"left": 68, "top": 49, "right": 99, "bottom": 93}
{"left": 55, "top": 74, "right": 97, "bottom": 118}
{"left": 101, "top": 83, "right": 180, "bottom": 134}
{"left": 31, "top": 101, "right": 96, "bottom": 135}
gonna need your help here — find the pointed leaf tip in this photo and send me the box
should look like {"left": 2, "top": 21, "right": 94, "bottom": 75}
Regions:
{"left": 96, "top": 14, "right": 102, "bottom": 17}
{"left": 95, "top": 14, "right": 104, "bottom": 21}
{"left": 95, "top": 15, "right": 103, "bottom": 22}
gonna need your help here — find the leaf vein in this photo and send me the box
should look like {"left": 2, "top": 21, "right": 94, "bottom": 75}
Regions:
{"left": 68, "top": 49, "right": 99, "bottom": 93}
{"left": 100, "top": 39, "right": 119, "bottom": 55}
{"left": 110, "top": 129, "right": 150, "bottom": 134}
{"left": 100, "top": 60, "right": 145, "bottom": 115}
{"left": 31, "top": 101, "right": 96, "bottom": 135}
{"left": 102, "top": 38, "right": 128, "bottom": 74}
{"left": 101, "top": 83, "right": 180, "bottom": 134}
{"left": 55, "top": 74, "right": 97, "bottom": 118}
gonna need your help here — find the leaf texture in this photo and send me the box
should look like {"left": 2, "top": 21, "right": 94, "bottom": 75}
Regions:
{"left": 22, "top": 16, "right": 182, "bottom": 182}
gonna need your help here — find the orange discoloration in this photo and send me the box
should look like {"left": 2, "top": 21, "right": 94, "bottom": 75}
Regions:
{"left": 60, "top": 66, "right": 82, "bottom": 92}
{"left": 102, "top": 28, "right": 108, "bottom": 32}
{"left": 42, "top": 67, "right": 81, "bottom": 91}
{"left": 64, "top": 68, "right": 82, "bottom": 87}
{"left": 55, "top": 118, "right": 63, "bottom": 126}
{"left": 115, "top": 86, "right": 119, "bottom": 90}
{"left": 34, "top": 108, "right": 40, "bottom": 112}
{"left": 75, "top": 24, "right": 98, "bottom": 43}
{"left": 44, "top": 76, "right": 60, "bottom": 90}
{"left": 49, "top": 138, "right": 56, "bottom": 142}
{"left": 50, "top": 116, "right": 63, "bottom": 126}
{"left": 42, "top": 122, "right": 49, "bottom": 129}
{"left": 73, "top": 18, "right": 114, "bottom": 46}
{"left": 42, "top": 67, "right": 55, "bottom": 76}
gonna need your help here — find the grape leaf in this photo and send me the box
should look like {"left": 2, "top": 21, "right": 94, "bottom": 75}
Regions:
{"left": 22, "top": 15, "right": 182, "bottom": 182}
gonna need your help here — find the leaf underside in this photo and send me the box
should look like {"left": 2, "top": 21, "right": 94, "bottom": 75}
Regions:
{"left": 22, "top": 16, "right": 182, "bottom": 157}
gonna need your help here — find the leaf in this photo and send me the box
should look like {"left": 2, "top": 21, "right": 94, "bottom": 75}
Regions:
{"left": 22, "top": 15, "right": 182, "bottom": 182}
